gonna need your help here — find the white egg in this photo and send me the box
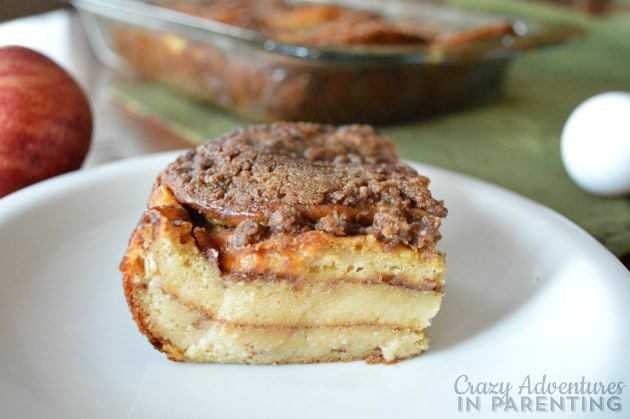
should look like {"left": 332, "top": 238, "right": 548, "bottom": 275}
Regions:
{"left": 561, "top": 91, "right": 630, "bottom": 197}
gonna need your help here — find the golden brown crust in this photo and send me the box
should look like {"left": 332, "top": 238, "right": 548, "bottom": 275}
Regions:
{"left": 163, "top": 0, "right": 513, "bottom": 47}
{"left": 164, "top": 0, "right": 433, "bottom": 47}
{"left": 120, "top": 208, "right": 186, "bottom": 361}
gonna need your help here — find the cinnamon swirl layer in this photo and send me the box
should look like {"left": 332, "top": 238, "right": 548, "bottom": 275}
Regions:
{"left": 122, "top": 181, "right": 445, "bottom": 363}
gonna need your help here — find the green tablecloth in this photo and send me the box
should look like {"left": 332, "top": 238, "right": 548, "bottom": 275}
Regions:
{"left": 112, "top": 0, "right": 630, "bottom": 258}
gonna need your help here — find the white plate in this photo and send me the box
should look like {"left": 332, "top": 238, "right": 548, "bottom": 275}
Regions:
{"left": 1, "top": 152, "right": 628, "bottom": 419}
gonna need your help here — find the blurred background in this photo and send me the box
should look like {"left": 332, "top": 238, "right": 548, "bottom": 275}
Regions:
{"left": 0, "top": 0, "right": 625, "bottom": 22}
{"left": 1, "top": 0, "right": 71, "bottom": 22}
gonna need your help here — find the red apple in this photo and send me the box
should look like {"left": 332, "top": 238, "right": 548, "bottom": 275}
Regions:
{"left": 0, "top": 45, "right": 92, "bottom": 198}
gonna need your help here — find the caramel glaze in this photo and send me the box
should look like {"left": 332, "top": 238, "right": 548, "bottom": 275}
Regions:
{"left": 191, "top": 226, "right": 444, "bottom": 293}
{"left": 161, "top": 122, "right": 447, "bottom": 250}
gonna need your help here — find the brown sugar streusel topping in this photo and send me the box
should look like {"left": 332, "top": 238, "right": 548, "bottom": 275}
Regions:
{"left": 161, "top": 122, "right": 447, "bottom": 250}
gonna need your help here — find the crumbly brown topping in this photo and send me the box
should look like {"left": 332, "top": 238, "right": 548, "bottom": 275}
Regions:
{"left": 161, "top": 122, "right": 447, "bottom": 249}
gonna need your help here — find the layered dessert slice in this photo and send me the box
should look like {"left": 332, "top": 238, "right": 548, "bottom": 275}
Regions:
{"left": 120, "top": 122, "right": 447, "bottom": 364}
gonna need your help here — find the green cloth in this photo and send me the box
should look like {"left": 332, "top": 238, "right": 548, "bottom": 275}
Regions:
{"left": 111, "top": 0, "right": 630, "bottom": 257}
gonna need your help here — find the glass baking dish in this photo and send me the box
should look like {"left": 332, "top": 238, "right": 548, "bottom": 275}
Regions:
{"left": 69, "top": 0, "right": 581, "bottom": 124}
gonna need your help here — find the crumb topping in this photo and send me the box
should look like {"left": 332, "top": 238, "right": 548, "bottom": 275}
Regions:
{"left": 161, "top": 122, "right": 447, "bottom": 249}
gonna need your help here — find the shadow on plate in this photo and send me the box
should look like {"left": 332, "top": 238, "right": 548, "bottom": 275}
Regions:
{"left": 424, "top": 177, "right": 562, "bottom": 352}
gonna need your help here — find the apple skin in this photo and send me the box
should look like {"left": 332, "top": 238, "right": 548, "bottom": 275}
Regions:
{"left": 0, "top": 45, "right": 92, "bottom": 198}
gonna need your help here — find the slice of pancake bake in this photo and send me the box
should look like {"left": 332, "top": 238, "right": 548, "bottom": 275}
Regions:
{"left": 120, "top": 122, "right": 447, "bottom": 364}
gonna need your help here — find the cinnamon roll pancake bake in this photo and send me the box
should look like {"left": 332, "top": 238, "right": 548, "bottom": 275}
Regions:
{"left": 120, "top": 122, "right": 447, "bottom": 364}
